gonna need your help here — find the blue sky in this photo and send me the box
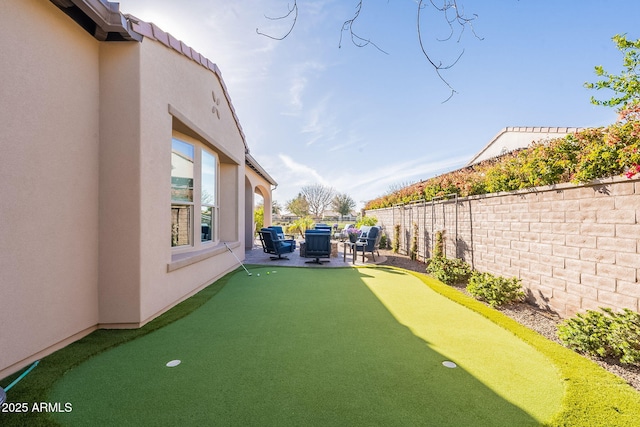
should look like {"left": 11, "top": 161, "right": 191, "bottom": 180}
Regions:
{"left": 118, "top": 0, "right": 640, "bottom": 210}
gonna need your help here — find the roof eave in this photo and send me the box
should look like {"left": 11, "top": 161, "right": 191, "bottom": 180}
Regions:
{"left": 50, "top": 0, "right": 142, "bottom": 41}
{"left": 246, "top": 153, "right": 277, "bottom": 187}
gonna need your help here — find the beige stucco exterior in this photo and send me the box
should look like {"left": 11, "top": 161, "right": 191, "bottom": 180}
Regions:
{"left": 0, "top": 0, "right": 275, "bottom": 378}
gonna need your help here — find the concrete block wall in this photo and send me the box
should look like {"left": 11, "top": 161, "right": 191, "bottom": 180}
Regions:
{"left": 366, "top": 176, "right": 640, "bottom": 318}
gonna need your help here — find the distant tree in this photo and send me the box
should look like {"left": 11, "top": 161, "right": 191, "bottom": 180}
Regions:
{"left": 272, "top": 200, "right": 282, "bottom": 215}
{"left": 286, "top": 193, "right": 309, "bottom": 217}
{"left": 258, "top": 0, "right": 482, "bottom": 101}
{"left": 386, "top": 181, "right": 416, "bottom": 196}
{"left": 254, "top": 204, "right": 264, "bottom": 232}
{"left": 301, "top": 184, "right": 335, "bottom": 218}
{"left": 287, "top": 216, "right": 315, "bottom": 238}
{"left": 585, "top": 34, "right": 640, "bottom": 110}
{"left": 332, "top": 193, "right": 356, "bottom": 219}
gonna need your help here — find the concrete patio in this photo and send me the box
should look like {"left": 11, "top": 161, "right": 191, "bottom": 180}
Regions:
{"left": 244, "top": 238, "right": 387, "bottom": 267}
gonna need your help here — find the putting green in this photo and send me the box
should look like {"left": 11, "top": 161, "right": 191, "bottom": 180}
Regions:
{"left": 50, "top": 267, "right": 563, "bottom": 426}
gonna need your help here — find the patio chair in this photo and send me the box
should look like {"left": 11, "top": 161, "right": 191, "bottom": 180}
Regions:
{"left": 303, "top": 229, "right": 331, "bottom": 264}
{"left": 355, "top": 226, "right": 382, "bottom": 262}
{"left": 267, "top": 226, "right": 297, "bottom": 250}
{"left": 258, "top": 228, "right": 294, "bottom": 260}
{"left": 201, "top": 223, "right": 211, "bottom": 241}
{"left": 314, "top": 224, "right": 332, "bottom": 233}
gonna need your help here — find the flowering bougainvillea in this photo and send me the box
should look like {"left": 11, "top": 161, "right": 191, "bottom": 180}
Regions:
{"left": 365, "top": 110, "right": 640, "bottom": 210}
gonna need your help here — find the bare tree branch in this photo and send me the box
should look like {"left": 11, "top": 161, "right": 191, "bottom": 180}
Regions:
{"left": 256, "top": 1, "right": 298, "bottom": 41}
{"left": 338, "top": 1, "right": 389, "bottom": 55}
{"left": 301, "top": 184, "right": 335, "bottom": 218}
{"left": 418, "top": 0, "right": 483, "bottom": 102}
{"left": 428, "top": 0, "right": 482, "bottom": 43}
{"left": 417, "top": 0, "right": 460, "bottom": 101}
{"left": 257, "top": 0, "right": 482, "bottom": 101}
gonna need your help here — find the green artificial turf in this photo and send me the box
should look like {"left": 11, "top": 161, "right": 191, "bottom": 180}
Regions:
{"left": 47, "top": 266, "right": 562, "bottom": 426}
{"left": 4, "top": 265, "right": 640, "bottom": 426}
{"left": 406, "top": 268, "right": 640, "bottom": 426}
{"left": 0, "top": 271, "right": 231, "bottom": 427}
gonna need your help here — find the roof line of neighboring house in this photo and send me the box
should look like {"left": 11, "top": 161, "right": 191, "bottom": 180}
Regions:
{"left": 466, "top": 126, "right": 583, "bottom": 166}
{"left": 50, "top": 0, "right": 250, "bottom": 156}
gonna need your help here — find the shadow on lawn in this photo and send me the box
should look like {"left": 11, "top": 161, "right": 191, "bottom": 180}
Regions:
{"left": 43, "top": 267, "right": 543, "bottom": 427}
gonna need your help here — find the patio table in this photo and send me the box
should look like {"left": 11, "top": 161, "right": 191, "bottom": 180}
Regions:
{"left": 343, "top": 241, "right": 364, "bottom": 264}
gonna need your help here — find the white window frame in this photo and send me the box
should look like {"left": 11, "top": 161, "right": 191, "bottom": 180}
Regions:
{"left": 171, "top": 134, "right": 219, "bottom": 252}
{"left": 200, "top": 149, "right": 218, "bottom": 245}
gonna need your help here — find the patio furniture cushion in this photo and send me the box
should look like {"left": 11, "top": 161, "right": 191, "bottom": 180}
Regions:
{"left": 355, "top": 226, "right": 382, "bottom": 262}
{"left": 314, "top": 224, "right": 332, "bottom": 233}
{"left": 267, "top": 226, "right": 296, "bottom": 250}
{"left": 304, "top": 229, "right": 331, "bottom": 264}
{"left": 258, "top": 228, "right": 294, "bottom": 260}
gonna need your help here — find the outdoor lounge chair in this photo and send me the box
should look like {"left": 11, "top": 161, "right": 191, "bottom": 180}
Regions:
{"left": 355, "top": 225, "right": 382, "bottom": 262}
{"left": 303, "top": 229, "right": 331, "bottom": 264}
{"left": 267, "top": 226, "right": 297, "bottom": 250}
{"left": 258, "top": 228, "right": 294, "bottom": 260}
{"left": 314, "top": 224, "right": 332, "bottom": 233}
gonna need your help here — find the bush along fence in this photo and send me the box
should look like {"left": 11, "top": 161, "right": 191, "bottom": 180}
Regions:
{"left": 367, "top": 174, "right": 640, "bottom": 318}
{"left": 425, "top": 248, "right": 640, "bottom": 367}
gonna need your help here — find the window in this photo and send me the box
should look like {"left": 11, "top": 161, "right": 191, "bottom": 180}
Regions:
{"left": 171, "top": 139, "right": 194, "bottom": 247}
{"left": 201, "top": 150, "right": 217, "bottom": 242}
{"left": 171, "top": 136, "right": 218, "bottom": 248}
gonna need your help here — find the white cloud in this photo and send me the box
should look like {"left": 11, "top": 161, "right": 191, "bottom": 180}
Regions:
{"left": 285, "top": 61, "right": 328, "bottom": 113}
{"left": 299, "top": 95, "right": 340, "bottom": 146}
{"left": 289, "top": 76, "right": 307, "bottom": 111}
{"left": 330, "top": 154, "right": 470, "bottom": 203}
{"left": 278, "top": 154, "right": 331, "bottom": 187}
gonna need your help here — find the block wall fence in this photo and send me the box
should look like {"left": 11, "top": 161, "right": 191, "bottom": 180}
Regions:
{"left": 365, "top": 176, "right": 640, "bottom": 318}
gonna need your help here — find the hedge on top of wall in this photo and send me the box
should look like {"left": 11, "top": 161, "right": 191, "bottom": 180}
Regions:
{"left": 365, "top": 107, "right": 640, "bottom": 210}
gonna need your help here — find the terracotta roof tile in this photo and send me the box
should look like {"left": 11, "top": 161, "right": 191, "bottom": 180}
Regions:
{"left": 167, "top": 33, "right": 181, "bottom": 51}
{"left": 179, "top": 41, "right": 191, "bottom": 57}
{"left": 130, "top": 19, "right": 153, "bottom": 38}
{"left": 151, "top": 23, "right": 170, "bottom": 46}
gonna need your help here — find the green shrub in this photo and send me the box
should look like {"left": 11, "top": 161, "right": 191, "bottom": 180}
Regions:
{"left": 426, "top": 256, "right": 471, "bottom": 285}
{"left": 392, "top": 224, "right": 400, "bottom": 253}
{"left": 433, "top": 230, "right": 444, "bottom": 259}
{"left": 466, "top": 272, "right": 525, "bottom": 307}
{"left": 356, "top": 216, "right": 377, "bottom": 228}
{"left": 609, "top": 309, "right": 640, "bottom": 364}
{"left": 558, "top": 308, "right": 640, "bottom": 365}
{"left": 557, "top": 309, "right": 614, "bottom": 358}
{"left": 287, "top": 216, "right": 315, "bottom": 238}
{"left": 254, "top": 204, "right": 264, "bottom": 234}
{"left": 409, "top": 222, "right": 419, "bottom": 261}
{"left": 379, "top": 234, "right": 388, "bottom": 249}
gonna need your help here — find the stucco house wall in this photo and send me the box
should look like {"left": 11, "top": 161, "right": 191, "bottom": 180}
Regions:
{"left": 0, "top": 0, "right": 275, "bottom": 378}
{"left": 97, "top": 36, "right": 246, "bottom": 327}
{"left": 0, "top": 0, "right": 102, "bottom": 379}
